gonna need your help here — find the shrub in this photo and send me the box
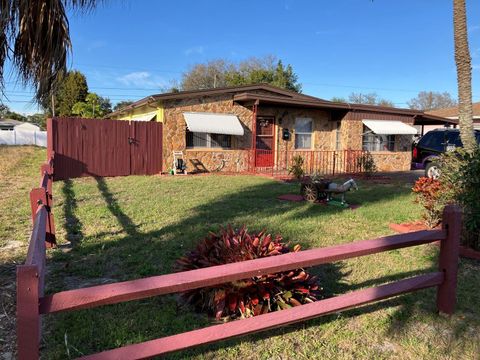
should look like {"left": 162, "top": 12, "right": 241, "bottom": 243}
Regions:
{"left": 442, "top": 148, "right": 480, "bottom": 250}
{"left": 358, "top": 151, "right": 377, "bottom": 177}
{"left": 175, "top": 225, "right": 321, "bottom": 321}
{"left": 288, "top": 155, "right": 305, "bottom": 179}
{"left": 413, "top": 148, "right": 480, "bottom": 249}
{"left": 412, "top": 177, "right": 446, "bottom": 228}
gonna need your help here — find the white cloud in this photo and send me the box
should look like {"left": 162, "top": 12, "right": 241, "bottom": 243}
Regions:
{"left": 472, "top": 64, "right": 480, "bottom": 71}
{"left": 116, "top": 71, "right": 166, "bottom": 88}
{"left": 184, "top": 46, "right": 204, "bottom": 56}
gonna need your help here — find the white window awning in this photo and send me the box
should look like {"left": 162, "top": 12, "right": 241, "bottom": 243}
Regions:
{"left": 362, "top": 120, "right": 417, "bottom": 135}
{"left": 183, "top": 112, "right": 244, "bottom": 136}
{"left": 131, "top": 111, "right": 157, "bottom": 122}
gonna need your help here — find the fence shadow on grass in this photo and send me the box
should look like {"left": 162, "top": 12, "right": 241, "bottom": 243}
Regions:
{"left": 59, "top": 179, "right": 84, "bottom": 248}
{"left": 45, "top": 175, "right": 477, "bottom": 359}
{"left": 95, "top": 177, "right": 141, "bottom": 238}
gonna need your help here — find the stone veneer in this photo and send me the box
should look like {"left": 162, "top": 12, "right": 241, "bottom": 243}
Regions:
{"left": 162, "top": 94, "right": 253, "bottom": 172}
{"left": 161, "top": 95, "right": 414, "bottom": 173}
{"left": 340, "top": 119, "right": 413, "bottom": 171}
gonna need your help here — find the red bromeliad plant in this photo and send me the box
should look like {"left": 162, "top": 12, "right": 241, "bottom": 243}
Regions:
{"left": 175, "top": 225, "right": 321, "bottom": 321}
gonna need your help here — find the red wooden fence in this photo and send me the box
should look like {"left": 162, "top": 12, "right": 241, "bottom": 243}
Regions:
{"left": 17, "top": 158, "right": 462, "bottom": 359}
{"left": 48, "top": 118, "right": 163, "bottom": 180}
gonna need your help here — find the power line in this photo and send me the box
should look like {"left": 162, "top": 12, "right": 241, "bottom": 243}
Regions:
{"left": 72, "top": 62, "right": 183, "bottom": 75}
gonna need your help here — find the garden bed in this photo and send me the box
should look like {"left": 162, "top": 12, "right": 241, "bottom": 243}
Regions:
{"left": 389, "top": 221, "right": 480, "bottom": 260}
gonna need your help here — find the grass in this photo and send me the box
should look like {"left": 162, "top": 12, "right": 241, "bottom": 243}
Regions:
{"left": 1, "top": 146, "right": 480, "bottom": 359}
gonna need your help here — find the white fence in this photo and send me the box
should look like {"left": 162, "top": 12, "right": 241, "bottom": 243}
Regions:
{"left": 0, "top": 129, "right": 47, "bottom": 147}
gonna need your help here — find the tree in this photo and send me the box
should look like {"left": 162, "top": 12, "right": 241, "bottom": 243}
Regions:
{"left": 181, "top": 59, "right": 232, "bottom": 90}
{"left": 347, "top": 92, "right": 394, "bottom": 107}
{"left": 0, "top": 1, "right": 97, "bottom": 103}
{"left": 48, "top": 70, "right": 89, "bottom": 116}
{"left": 180, "top": 56, "right": 302, "bottom": 93}
{"left": 26, "top": 113, "right": 47, "bottom": 129}
{"left": 72, "top": 93, "right": 111, "bottom": 118}
{"left": 453, "top": 0, "right": 476, "bottom": 152}
{"left": 0, "top": 104, "right": 26, "bottom": 121}
{"left": 113, "top": 100, "right": 134, "bottom": 112}
{"left": 98, "top": 96, "right": 112, "bottom": 115}
{"left": 407, "top": 91, "right": 458, "bottom": 111}
{"left": 331, "top": 97, "right": 346, "bottom": 103}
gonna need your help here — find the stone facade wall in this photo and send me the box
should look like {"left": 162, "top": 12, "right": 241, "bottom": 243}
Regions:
{"left": 184, "top": 149, "right": 251, "bottom": 173}
{"left": 162, "top": 94, "right": 253, "bottom": 172}
{"left": 162, "top": 96, "right": 415, "bottom": 174}
{"left": 340, "top": 119, "right": 413, "bottom": 171}
{"left": 341, "top": 120, "right": 363, "bottom": 150}
{"left": 371, "top": 152, "right": 412, "bottom": 172}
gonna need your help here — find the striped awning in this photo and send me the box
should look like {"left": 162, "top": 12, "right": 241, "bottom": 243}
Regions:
{"left": 183, "top": 112, "right": 244, "bottom": 136}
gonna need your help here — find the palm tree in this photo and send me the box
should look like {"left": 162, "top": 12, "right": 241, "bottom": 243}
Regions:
{"left": 453, "top": 0, "right": 477, "bottom": 152}
{"left": 0, "top": 1, "right": 97, "bottom": 104}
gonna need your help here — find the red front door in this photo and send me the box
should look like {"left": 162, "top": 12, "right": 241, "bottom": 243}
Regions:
{"left": 255, "top": 116, "right": 275, "bottom": 167}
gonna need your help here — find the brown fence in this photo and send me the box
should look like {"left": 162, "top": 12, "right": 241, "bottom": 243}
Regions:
{"left": 250, "top": 150, "right": 373, "bottom": 176}
{"left": 17, "top": 154, "right": 462, "bottom": 359}
{"left": 48, "top": 118, "right": 163, "bottom": 180}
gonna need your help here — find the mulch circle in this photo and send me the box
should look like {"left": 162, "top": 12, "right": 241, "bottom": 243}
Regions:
{"left": 388, "top": 221, "right": 431, "bottom": 233}
{"left": 389, "top": 221, "right": 480, "bottom": 261}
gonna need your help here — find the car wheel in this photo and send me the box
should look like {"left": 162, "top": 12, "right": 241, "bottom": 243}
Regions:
{"left": 425, "top": 162, "right": 441, "bottom": 179}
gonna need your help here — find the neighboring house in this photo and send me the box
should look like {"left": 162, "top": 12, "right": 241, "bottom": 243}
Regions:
{"left": 0, "top": 118, "right": 24, "bottom": 131}
{"left": 0, "top": 120, "right": 46, "bottom": 147}
{"left": 107, "top": 84, "right": 453, "bottom": 173}
{"left": 14, "top": 122, "right": 41, "bottom": 132}
{"left": 426, "top": 102, "right": 480, "bottom": 132}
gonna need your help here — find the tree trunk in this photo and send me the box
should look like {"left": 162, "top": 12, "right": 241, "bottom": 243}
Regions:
{"left": 453, "top": 0, "right": 477, "bottom": 152}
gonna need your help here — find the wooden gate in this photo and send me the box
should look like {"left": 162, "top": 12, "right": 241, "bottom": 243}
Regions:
{"left": 48, "top": 118, "right": 163, "bottom": 180}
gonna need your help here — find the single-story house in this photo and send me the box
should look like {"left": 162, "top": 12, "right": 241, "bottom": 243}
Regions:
{"left": 0, "top": 118, "right": 24, "bottom": 131}
{"left": 107, "top": 84, "right": 454, "bottom": 173}
{"left": 426, "top": 102, "right": 480, "bottom": 132}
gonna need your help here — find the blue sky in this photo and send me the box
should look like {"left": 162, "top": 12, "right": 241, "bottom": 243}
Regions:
{"left": 3, "top": 0, "right": 480, "bottom": 114}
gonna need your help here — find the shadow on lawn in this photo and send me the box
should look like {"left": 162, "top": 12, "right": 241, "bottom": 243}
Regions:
{"left": 95, "top": 177, "right": 141, "bottom": 238}
{"left": 46, "top": 176, "right": 479, "bottom": 359}
{"left": 60, "top": 179, "right": 84, "bottom": 247}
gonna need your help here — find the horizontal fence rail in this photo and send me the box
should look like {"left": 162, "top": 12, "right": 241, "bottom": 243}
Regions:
{"left": 16, "top": 147, "right": 462, "bottom": 360}
{"left": 40, "top": 229, "right": 446, "bottom": 314}
{"left": 80, "top": 272, "right": 444, "bottom": 360}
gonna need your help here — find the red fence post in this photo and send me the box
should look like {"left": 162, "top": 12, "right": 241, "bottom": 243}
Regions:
{"left": 17, "top": 265, "right": 40, "bottom": 360}
{"left": 30, "top": 187, "right": 56, "bottom": 247}
{"left": 436, "top": 205, "right": 462, "bottom": 315}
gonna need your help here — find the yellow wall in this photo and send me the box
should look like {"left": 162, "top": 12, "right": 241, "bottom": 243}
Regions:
{"left": 111, "top": 103, "right": 164, "bottom": 122}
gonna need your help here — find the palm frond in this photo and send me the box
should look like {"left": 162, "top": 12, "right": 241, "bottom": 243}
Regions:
{"left": 0, "top": 0, "right": 98, "bottom": 103}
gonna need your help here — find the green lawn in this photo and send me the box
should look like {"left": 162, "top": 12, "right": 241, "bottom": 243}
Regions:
{"left": 1, "top": 146, "right": 479, "bottom": 359}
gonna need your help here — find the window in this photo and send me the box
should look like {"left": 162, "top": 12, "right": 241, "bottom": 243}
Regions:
{"left": 362, "top": 126, "right": 395, "bottom": 151}
{"left": 211, "top": 133, "right": 232, "bottom": 148}
{"left": 295, "top": 118, "right": 313, "bottom": 149}
{"left": 418, "top": 131, "right": 445, "bottom": 152}
{"left": 186, "top": 131, "right": 231, "bottom": 149}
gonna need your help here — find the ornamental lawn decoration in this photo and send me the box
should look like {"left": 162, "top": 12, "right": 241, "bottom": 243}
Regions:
{"left": 301, "top": 177, "right": 358, "bottom": 208}
{"left": 175, "top": 225, "right": 321, "bottom": 322}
